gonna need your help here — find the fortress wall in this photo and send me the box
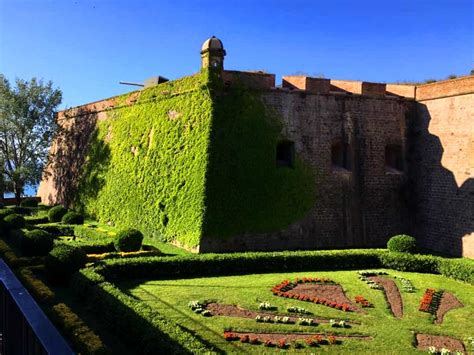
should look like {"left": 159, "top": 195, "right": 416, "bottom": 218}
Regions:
{"left": 200, "top": 90, "right": 410, "bottom": 252}
{"left": 410, "top": 78, "right": 474, "bottom": 257}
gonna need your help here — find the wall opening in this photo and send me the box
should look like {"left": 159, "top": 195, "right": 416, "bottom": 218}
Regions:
{"left": 331, "top": 141, "right": 352, "bottom": 171}
{"left": 276, "top": 141, "right": 295, "bottom": 167}
{"left": 385, "top": 144, "right": 403, "bottom": 172}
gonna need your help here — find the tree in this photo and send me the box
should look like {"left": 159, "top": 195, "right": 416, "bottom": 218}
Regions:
{"left": 0, "top": 75, "right": 62, "bottom": 204}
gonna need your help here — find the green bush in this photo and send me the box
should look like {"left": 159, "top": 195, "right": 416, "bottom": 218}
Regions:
{"left": 74, "top": 225, "right": 112, "bottom": 240}
{"left": 12, "top": 206, "right": 33, "bottom": 215}
{"left": 63, "top": 240, "right": 115, "bottom": 254}
{"left": 71, "top": 272, "right": 212, "bottom": 354}
{"left": 387, "top": 235, "right": 417, "bottom": 253}
{"left": 36, "top": 223, "right": 75, "bottom": 236}
{"left": 91, "top": 249, "right": 473, "bottom": 285}
{"left": 25, "top": 215, "right": 49, "bottom": 225}
{"left": 50, "top": 303, "right": 109, "bottom": 355}
{"left": 4, "top": 213, "right": 26, "bottom": 230}
{"left": 0, "top": 202, "right": 4, "bottom": 208}
{"left": 21, "top": 229, "right": 54, "bottom": 256}
{"left": 45, "top": 243, "right": 87, "bottom": 281}
{"left": 114, "top": 229, "right": 144, "bottom": 252}
{"left": 0, "top": 208, "right": 15, "bottom": 218}
{"left": 20, "top": 198, "right": 39, "bottom": 208}
{"left": 61, "top": 212, "right": 84, "bottom": 225}
{"left": 48, "top": 205, "right": 68, "bottom": 222}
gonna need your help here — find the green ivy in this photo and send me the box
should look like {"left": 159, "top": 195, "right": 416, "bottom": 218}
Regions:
{"left": 74, "top": 70, "right": 315, "bottom": 249}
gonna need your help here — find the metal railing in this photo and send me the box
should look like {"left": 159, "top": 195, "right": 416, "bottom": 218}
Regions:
{"left": 0, "top": 259, "right": 74, "bottom": 354}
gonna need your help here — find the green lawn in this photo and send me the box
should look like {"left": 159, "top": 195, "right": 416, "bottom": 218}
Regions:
{"left": 121, "top": 270, "right": 473, "bottom": 354}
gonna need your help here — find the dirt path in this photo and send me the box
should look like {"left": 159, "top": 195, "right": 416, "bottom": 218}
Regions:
{"left": 205, "top": 303, "right": 359, "bottom": 324}
{"left": 368, "top": 276, "right": 403, "bottom": 318}
{"left": 435, "top": 292, "right": 464, "bottom": 324}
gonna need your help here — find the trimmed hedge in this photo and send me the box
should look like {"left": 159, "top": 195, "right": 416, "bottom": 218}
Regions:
{"left": 48, "top": 205, "right": 68, "bottom": 222}
{"left": 18, "top": 267, "right": 55, "bottom": 303}
{"left": 61, "top": 212, "right": 84, "bottom": 225}
{"left": 21, "top": 229, "right": 54, "bottom": 256}
{"left": 20, "top": 198, "right": 39, "bottom": 208}
{"left": 387, "top": 234, "right": 417, "bottom": 253}
{"left": 92, "top": 249, "right": 474, "bottom": 284}
{"left": 36, "top": 223, "right": 75, "bottom": 236}
{"left": 25, "top": 215, "right": 50, "bottom": 225}
{"left": 74, "top": 225, "right": 113, "bottom": 240}
{"left": 71, "top": 272, "right": 214, "bottom": 354}
{"left": 45, "top": 244, "right": 87, "bottom": 281}
{"left": 0, "top": 208, "right": 15, "bottom": 217}
{"left": 63, "top": 239, "right": 115, "bottom": 254}
{"left": 50, "top": 303, "right": 109, "bottom": 355}
{"left": 114, "top": 229, "right": 143, "bottom": 252}
{"left": 4, "top": 213, "right": 26, "bottom": 230}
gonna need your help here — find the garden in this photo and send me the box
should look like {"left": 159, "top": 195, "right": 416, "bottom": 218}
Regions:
{"left": 0, "top": 200, "right": 473, "bottom": 354}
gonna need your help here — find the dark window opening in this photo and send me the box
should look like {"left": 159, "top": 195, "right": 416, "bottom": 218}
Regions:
{"left": 276, "top": 141, "right": 295, "bottom": 167}
{"left": 385, "top": 144, "right": 403, "bottom": 172}
{"left": 331, "top": 141, "right": 352, "bottom": 171}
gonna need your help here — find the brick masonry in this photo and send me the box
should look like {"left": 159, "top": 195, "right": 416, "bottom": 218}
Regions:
{"left": 38, "top": 72, "right": 474, "bottom": 257}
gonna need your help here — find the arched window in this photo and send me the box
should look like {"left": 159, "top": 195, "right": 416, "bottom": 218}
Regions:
{"left": 385, "top": 144, "right": 403, "bottom": 172}
{"left": 276, "top": 141, "right": 295, "bottom": 167}
{"left": 331, "top": 141, "right": 352, "bottom": 170}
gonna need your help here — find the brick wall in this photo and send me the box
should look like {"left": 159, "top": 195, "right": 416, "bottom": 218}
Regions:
{"left": 409, "top": 78, "right": 474, "bottom": 257}
{"left": 200, "top": 88, "right": 411, "bottom": 252}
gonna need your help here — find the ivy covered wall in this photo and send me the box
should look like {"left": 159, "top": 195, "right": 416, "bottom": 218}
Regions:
{"left": 75, "top": 74, "right": 213, "bottom": 248}
{"left": 203, "top": 87, "right": 315, "bottom": 239}
{"left": 73, "top": 71, "right": 315, "bottom": 250}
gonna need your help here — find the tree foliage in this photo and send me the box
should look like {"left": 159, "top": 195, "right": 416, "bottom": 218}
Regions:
{"left": 0, "top": 75, "right": 62, "bottom": 203}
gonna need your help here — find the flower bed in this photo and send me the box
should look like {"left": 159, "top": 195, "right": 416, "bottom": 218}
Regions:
{"left": 271, "top": 277, "right": 355, "bottom": 312}
{"left": 354, "top": 295, "right": 373, "bottom": 308}
{"left": 419, "top": 288, "right": 443, "bottom": 314}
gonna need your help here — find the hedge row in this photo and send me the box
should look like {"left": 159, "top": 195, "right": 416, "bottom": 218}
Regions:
{"left": 74, "top": 225, "right": 114, "bottom": 240}
{"left": 93, "top": 249, "right": 474, "bottom": 284}
{"left": 71, "top": 271, "right": 215, "bottom": 354}
{"left": 18, "top": 267, "right": 55, "bottom": 303}
{"left": 49, "top": 303, "right": 109, "bottom": 355}
{"left": 62, "top": 239, "right": 115, "bottom": 254}
{"left": 36, "top": 223, "right": 75, "bottom": 236}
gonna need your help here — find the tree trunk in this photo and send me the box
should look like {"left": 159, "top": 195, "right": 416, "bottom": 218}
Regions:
{"left": 13, "top": 183, "right": 23, "bottom": 206}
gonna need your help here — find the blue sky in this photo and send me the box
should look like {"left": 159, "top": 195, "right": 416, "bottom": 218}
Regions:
{"left": 1, "top": 0, "right": 473, "bottom": 109}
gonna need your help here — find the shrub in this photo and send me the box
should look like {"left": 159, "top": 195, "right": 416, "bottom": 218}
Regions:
{"left": 48, "top": 206, "right": 68, "bottom": 222}
{"left": 50, "top": 303, "right": 108, "bottom": 355}
{"left": 18, "top": 267, "right": 55, "bottom": 303}
{"left": 36, "top": 223, "right": 74, "bottom": 236}
{"left": 25, "top": 215, "right": 49, "bottom": 225}
{"left": 63, "top": 240, "right": 115, "bottom": 254}
{"left": 69, "top": 274, "right": 211, "bottom": 354}
{"left": 4, "top": 213, "right": 26, "bottom": 230}
{"left": 114, "top": 229, "right": 144, "bottom": 252}
{"left": 0, "top": 209, "right": 15, "bottom": 217}
{"left": 61, "top": 212, "right": 84, "bottom": 225}
{"left": 21, "top": 229, "right": 54, "bottom": 256}
{"left": 387, "top": 235, "right": 417, "bottom": 253}
{"left": 20, "top": 198, "right": 39, "bottom": 208}
{"left": 45, "top": 244, "right": 87, "bottom": 281}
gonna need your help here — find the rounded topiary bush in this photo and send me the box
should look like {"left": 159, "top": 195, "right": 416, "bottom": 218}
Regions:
{"left": 61, "top": 212, "right": 84, "bottom": 225}
{"left": 387, "top": 234, "right": 417, "bottom": 253}
{"left": 4, "top": 213, "right": 26, "bottom": 230}
{"left": 21, "top": 229, "right": 54, "bottom": 256}
{"left": 45, "top": 244, "right": 87, "bottom": 281}
{"left": 48, "top": 205, "right": 68, "bottom": 222}
{"left": 20, "top": 198, "right": 38, "bottom": 208}
{"left": 114, "top": 228, "right": 144, "bottom": 252}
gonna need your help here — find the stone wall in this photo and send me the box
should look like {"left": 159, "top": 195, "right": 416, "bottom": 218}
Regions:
{"left": 199, "top": 87, "right": 411, "bottom": 252}
{"left": 409, "top": 76, "right": 474, "bottom": 257}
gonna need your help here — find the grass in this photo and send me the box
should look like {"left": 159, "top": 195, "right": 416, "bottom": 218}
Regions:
{"left": 81, "top": 219, "right": 190, "bottom": 255}
{"left": 120, "top": 270, "right": 473, "bottom": 354}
